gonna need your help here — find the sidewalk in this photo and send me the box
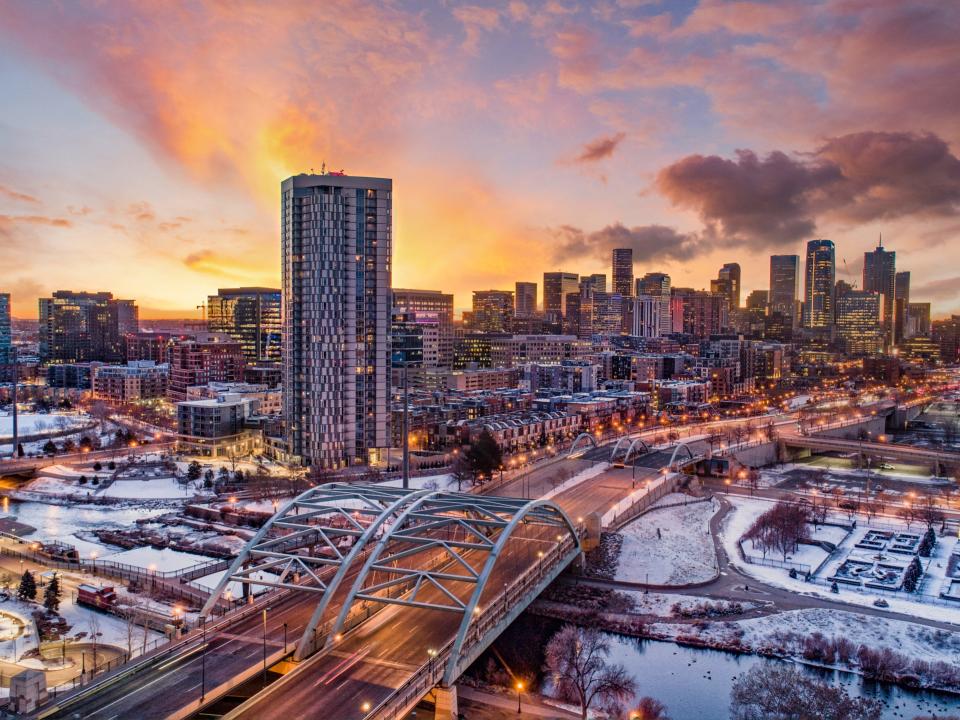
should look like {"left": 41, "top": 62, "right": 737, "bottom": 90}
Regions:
{"left": 458, "top": 686, "right": 579, "bottom": 719}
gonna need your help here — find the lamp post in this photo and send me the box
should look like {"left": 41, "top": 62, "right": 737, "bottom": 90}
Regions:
{"left": 200, "top": 616, "right": 207, "bottom": 703}
{"left": 516, "top": 681, "right": 524, "bottom": 713}
{"left": 262, "top": 607, "right": 269, "bottom": 688}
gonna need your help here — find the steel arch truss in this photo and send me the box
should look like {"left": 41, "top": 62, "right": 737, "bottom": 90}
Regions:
{"left": 199, "top": 483, "right": 431, "bottom": 618}
{"left": 568, "top": 432, "right": 598, "bottom": 457}
{"left": 611, "top": 436, "right": 651, "bottom": 464}
{"left": 668, "top": 441, "right": 698, "bottom": 470}
{"left": 324, "top": 491, "right": 580, "bottom": 667}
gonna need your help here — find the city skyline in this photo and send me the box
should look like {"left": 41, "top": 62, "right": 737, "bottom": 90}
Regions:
{"left": 2, "top": 2, "right": 960, "bottom": 319}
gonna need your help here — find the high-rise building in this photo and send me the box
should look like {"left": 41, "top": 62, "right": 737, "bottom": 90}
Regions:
{"left": 894, "top": 271, "right": 911, "bottom": 345}
{"left": 282, "top": 173, "right": 392, "bottom": 468}
{"left": 514, "top": 282, "right": 537, "bottom": 318}
{"left": 631, "top": 295, "right": 662, "bottom": 337}
{"left": 612, "top": 248, "right": 633, "bottom": 296}
{"left": 745, "top": 290, "right": 769, "bottom": 311}
{"left": 863, "top": 240, "right": 896, "bottom": 348}
{"left": 584, "top": 274, "right": 607, "bottom": 293}
{"left": 637, "top": 272, "right": 672, "bottom": 334}
{"left": 207, "top": 287, "right": 281, "bottom": 363}
{"left": 769, "top": 255, "right": 800, "bottom": 325}
{"left": 543, "top": 272, "right": 579, "bottom": 319}
{"left": 0, "top": 293, "right": 11, "bottom": 367}
{"left": 711, "top": 263, "right": 741, "bottom": 312}
{"left": 471, "top": 290, "right": 515, "bottom": 333}
{"left": 905, "top": 303, "right": 931, "bottom": 339}
{"left": 933, "top": 316, "right": 960, "bottom": 364}
{"left": 803, "top": 239, "right": 836, "bottom": 329}
{"left": 836, "top": 290, "right": 883, "bottom": 356}
{"left": 670, "top": 288, "right": 728, "bottom": 337}
{"left": 393, "top": 289, "right": 454, "bottom": 367}
{"left": 39, "top": 291, "right": 139, "bottom": 363}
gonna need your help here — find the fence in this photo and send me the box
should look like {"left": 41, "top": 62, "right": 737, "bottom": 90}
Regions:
{"left": 737, "top": 543, "right": 813, "bottom": 574}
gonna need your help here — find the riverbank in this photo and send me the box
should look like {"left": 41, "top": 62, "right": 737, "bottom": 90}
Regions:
{"left": 529, "top": 595, "right": 960, "bottom": 696}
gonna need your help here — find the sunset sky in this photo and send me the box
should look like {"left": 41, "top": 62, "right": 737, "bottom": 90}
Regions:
{"left": 1, "top": 0, "right": 959, "bottom": 320}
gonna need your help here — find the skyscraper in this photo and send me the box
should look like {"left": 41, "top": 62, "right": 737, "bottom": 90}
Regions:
{"left": 863, "top": 240, "right": 896, "bottom": 348}
{"left": 282, "top": 173, "right": 392, "bottom": 468}
{"left": 803, "top": 239, "right": 836, "bottom": 329}
{"left": 894, "top": 271, "right": 910, "bottom": 344}
{"left": 39, "top": 291, "right": 138, "bottom": 363}
{"left": 637, "top": 272, "right": 672, "bottom": 334}
{"left": 836, "top": 291, "right": 883, "bottom": 356}
{"left": 207, "top": 287, "right": 282, "bottom": 363}
{"left": 612, "top": 248, "right": 633, "bottom": 296}
{"left": 711, "top": 263, "right": 741, "bottom": 312}
{"left": 514, "top": 282, "right": 537, "bottom": 318}
{"left": 584, "top": 274, "right": 607, "bottom": 293}
{"left": 543, "top": 272, "right": 579, "bottom": 319}
{"left": 471, "top": 290, "right": 515, "bottom": 332}
{"left": 769, "top": 255, "right": 800, "bottom": 324}
{"left": 0, "top": 293, "right": 10, "bottom": 367}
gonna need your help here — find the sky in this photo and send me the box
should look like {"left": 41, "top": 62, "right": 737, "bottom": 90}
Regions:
{"left": 1, "top": 0, "right": 959, "bottom": 320}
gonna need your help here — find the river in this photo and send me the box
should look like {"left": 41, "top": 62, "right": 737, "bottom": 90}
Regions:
{"left": 607, "top": 636, "right": 959, "bottom": 719}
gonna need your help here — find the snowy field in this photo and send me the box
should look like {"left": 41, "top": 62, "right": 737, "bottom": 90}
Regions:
{"left": 615, "top": 494, "right": 718, "bottom": 585}
{"left": 190, "top": 568, "right": 273, "bottom": 600}
{"left": 100, "top": 546, "right": 216, "bottom": 574}
{"left": 102, "top": 477, "right": 199, "bottom": 500}
{"left": 621, "top": 590, "right": 765, "bottom": 618}
{"left": 720, "top": 495, "right": 960, "bottom": 624}
{"left": 0, "top": 413, "right": 90, "bottom": 439}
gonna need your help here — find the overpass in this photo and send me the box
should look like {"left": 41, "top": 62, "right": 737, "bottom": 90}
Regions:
{"left": 780, "top": 434, "right": 960, "bottom": 474}
{"left": 0, "top": 442, "right": 175, "bottom": 478}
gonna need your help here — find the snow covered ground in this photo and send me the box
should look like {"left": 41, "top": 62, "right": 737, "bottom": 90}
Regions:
{"left": 190, "top": 569, "right": 273, "bottom": 600}
{"left": 0, "top": 413, "right": 90, "bottom": 439}
{"left": 99, "top": 546, "right": 216, "bottom": 574}
{"left": 101, "top": 477, "right": 200, "bottom": 500}
{"left": 720, "top": 495, "right": 960, "bottom": 624}
{"left": 615, "top": 494, "right": 719, "bottom": 585}
{"left": 650, "top": 607, "right": 960, "bottom": 669}
{"left": 542, "top": 463, "right": 610, "bottom": 502}
{"left": 621, "top": 590, "right": 764, "bottom": 618}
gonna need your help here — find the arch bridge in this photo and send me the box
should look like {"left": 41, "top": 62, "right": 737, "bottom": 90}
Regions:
{"left": 567, "top": 432, "right": 598, "bottom": 458}
{"left": 610, "top": 435, "right": 651, "bottom": 465}
{"left": 200, "top": 482, "right": 581, "bottom": 684}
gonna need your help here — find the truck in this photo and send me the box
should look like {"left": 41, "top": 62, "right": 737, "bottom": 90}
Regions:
{"left": 77, "top": 584, "right": 118, "bottom": 611}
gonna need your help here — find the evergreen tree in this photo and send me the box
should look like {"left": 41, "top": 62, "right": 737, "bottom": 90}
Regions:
{"left": 43, "top": 573, "right": 61, "bottom": 614}
{"left": 17, "top": 570, "right": 37, "bottom": 602}
{"left": 16, "top": 443, "right": 24, "bottom": 458}
{"left": 903, "top": 557, "right": 923, "bottom": 592}
{"left": 42, "top": 440, "right": 57, "bottom": 455}
{"left": 466, "top": 429, "right": 503, "bottom": 481}
{"left": 186, "top": 461, "right": 203, "bottom": 482}
{"left": 919, "top": 527, "right": 936, "bottom": 557}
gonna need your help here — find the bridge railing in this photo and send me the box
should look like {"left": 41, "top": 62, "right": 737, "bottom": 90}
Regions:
{"left": 367, "top": 534, "right": 579, "bottom": 720}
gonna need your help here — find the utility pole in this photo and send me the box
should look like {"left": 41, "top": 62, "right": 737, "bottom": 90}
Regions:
{"left": 11, "top": 348, "right": 18, "bottom": 455}
{"left": 402, "top": 364, "right": 409, "bottom": 490}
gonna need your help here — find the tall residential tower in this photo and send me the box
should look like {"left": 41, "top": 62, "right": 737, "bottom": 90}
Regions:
{"left": 802, "top": 239, "right": 836, "bottom": 329}
{"left": 281, "top": 173, "right": 392, "bottom": 468}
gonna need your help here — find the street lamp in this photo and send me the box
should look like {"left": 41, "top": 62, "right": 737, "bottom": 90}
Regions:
{"left": 516, "top": 681, "right": 524, "bottom": 713}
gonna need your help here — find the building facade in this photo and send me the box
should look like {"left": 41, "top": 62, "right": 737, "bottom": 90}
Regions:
{"left": 282, "top": 173, "right": 392, "bottom": 468}
{"left": 862, "top": 242, "right": 896, "bottom": 349}
{"left": 769, "top": 255, "right": 800, "bottom": 325}
{"left": 92, "top": 361, "right": 169, "bottom": 402}
{"left": 543, "top": 272, "right": 579, "bottom": 320}
{"left": 0, "top": 293, "right": 11, "bottom": 370}
{"left": 392, "top": 289, "right": 454, "bottom": 367}
{"left": 167, "top": 334, "right": 245, "bottom": 401}
{"left": 637, "top": 272, "right": 672, "bottom": 335}
{"left": 207, "top": 287, "right": 282, "bottom": 363}
{"left": 471, "top": 290, "right": 515, "bottom": 333}
{"left": 803, "top": 239, "right": 836, "bottom": 329}
{"left": 836, "top": 290, "right": 883, "bottom": 356}
{"left": 39, "top": 291, "right": 138, "bottom": 363}
{"left": 514, "top": 282, "right": 537, "bottom": 318}
{"left": 612, "top": 248, "right": 634, "bottom": 297}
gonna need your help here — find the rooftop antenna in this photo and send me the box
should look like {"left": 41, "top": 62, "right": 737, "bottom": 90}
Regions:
{"left": 879, "top": 231, "right": 883, "bottom": 248}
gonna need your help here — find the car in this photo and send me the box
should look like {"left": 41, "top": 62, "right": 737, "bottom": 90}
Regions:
{"left": 873, "top": 598, "right": 889, "bottom": 608}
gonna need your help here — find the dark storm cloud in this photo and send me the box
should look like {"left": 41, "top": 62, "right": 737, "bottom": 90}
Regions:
{"left": 655, "top": 130, "right": 960, "bottom": 247}
{"left": 550, "top": 222, "right": 702, "bottom": 264}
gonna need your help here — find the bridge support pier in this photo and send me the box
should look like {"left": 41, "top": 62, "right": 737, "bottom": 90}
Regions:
{"left": 434, "top": 685, "right": 458, "bottom": 719}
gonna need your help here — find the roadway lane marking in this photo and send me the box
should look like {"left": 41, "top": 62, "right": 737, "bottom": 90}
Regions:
{"left": 314, "top": 648, "right": 371, "bottom": 686}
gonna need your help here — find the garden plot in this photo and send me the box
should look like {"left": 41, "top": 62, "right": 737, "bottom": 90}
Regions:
{"left": 615, "top": 496, "right": 718, "bottom": 585}
{"left": 721, "top": 496, "right": 960, "bottom": 624}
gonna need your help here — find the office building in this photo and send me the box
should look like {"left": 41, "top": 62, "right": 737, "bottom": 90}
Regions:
{"left": 933, "top": 316, "right": 960, "bottom": 364}
{"left": 583, "top": 274, "right": 606, "bottom": 293}
{"left": 631, "top": 295, "right": 662, "bottom": 337}
{"left": 514, "top": 282, "right": 537, "bottom": 318}
{"left": 471, "top": 290, "right": 515, "bottom": 333}
{"left": 637, "top": 272, "right": 672, "bottom": 335}
{"left": 176, "top": 394, "right": 263, "bottom": 458}
{"left": 0, "top": 293, "right": 11, "bottom": 368}
{"left": 39, "top": 291, "right": 138, "bottom": 363}
{"left": 803, "top": 239, "right": 836, "bottom": 329}
{"left": 543, "top": 272, "right": 579, "bottom": 319}
{"left": 836, "top": 290, "right": 883, "bottom": 356}
{"left": 862, "top": 241, "right": 896, "bottom": 348}
{"left": 769, "top": 255, "right": 800, "bottom": 324}
{"left": 904, "top": 303, "right": 931, "bottom": 339}
{"left": 894, "top": 271, "right": 910, "bottom": 345}
{"left": 670, "top": 289, "right": 728, "bottom": 337}
{"left": 393, "top": 289, "right": 454, "bottom": 367}
{"left": 125, "top": 332, "right": 192, "bottom": 364}
{"left": 282, "top": 173, "right": 391, "bottom": 468}
{"left": 711, "top": 263, "right": 741, "bottom": 312}
{"left": 612, "top": 248, "right": 634, "bottom": 297}
{"left": 207, "top": 287, "right": 281, "bottom": 363}
{"left": 167, "top": 333, "right": 245, "bottom": 401}
{"left": 488, "top": 334, "right": 591, "bottom": 368}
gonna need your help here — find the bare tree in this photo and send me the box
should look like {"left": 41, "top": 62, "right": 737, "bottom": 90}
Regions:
{"left": 88, "top": 614, "right": 102, "bottom": 672}
{"left": 449, "top": 452, "right": 474, "bottom": 492}
{"left": 731, "top": 665, "right": 881, "bottom": 720}
{"left": 629, "top": 697, "right": 671, "bottom": 720}
{"left": 544, "top": 625, "right": 637, "bottom": 720}
{"left": 743, "top": 501, "right": 811, "bottom": 561}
